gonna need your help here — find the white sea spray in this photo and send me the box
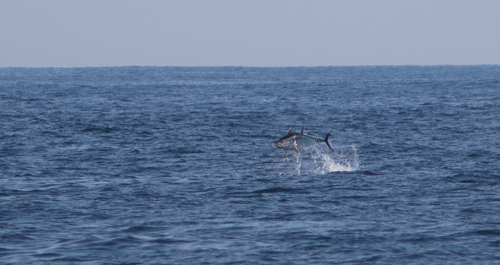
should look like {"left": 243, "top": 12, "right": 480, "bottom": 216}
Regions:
{"left": 276, "top": 144, "right": 359, "bottom": 176}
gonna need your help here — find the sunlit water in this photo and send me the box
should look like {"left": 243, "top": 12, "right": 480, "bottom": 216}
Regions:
{"left": 1, "top": 66, "right": 500, "bottom": 264}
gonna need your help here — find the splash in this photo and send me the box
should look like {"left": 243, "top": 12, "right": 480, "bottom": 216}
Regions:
{"left": 276, "top": 144, "right": 359, "bottom": 175}
{"left": 310, "top": 144, "right": 359, "bottom": 174}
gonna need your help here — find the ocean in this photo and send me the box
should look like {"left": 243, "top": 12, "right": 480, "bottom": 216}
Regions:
{"left": 1, "top": 66, "right": 499, "bottom": 264}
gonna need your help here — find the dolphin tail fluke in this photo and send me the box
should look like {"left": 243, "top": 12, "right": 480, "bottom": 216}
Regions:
{"left": 324, "top": 133, "right": 334, "bottom": 152}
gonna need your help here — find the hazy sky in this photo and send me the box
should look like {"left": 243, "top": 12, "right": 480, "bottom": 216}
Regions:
{"left": 1, "top": 0, "right": 500, "bottom": 67}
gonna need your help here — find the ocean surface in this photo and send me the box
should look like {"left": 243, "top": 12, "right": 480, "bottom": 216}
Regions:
{"left": 1, "top": 66, "right": 500, "bottom": 264}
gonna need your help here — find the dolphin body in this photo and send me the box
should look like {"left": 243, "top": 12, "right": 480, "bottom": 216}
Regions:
{"left": 275, "top": 128, "right": 334, "bottom": 153}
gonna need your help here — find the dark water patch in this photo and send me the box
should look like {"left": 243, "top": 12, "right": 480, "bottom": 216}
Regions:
{"left": 460, "top": 208, "right": 482, "bottom": 214}
{"left": 167, "top": 147, "right": 205, "bottom": 154}
{"left": 474, "top": 229, "right": 500, "bottom": 236}
{"left": 489, "top": 240, "right": 500, "bottom": 247}
{"left": 337, "top": 195, "right": 371, "bottom": 200}
{"left": 82, "top": 125, "right": 118, "bottom": 133}
{"left": 123, "top": 225, "right": 162, "bottom": 233}
{"left": 148, "top": 237, "right": 193, "bottom": 245}
{"left": 0, "top": 233, "right": 35, "bottom": 243}
{"left": 0, "top": 247, "right": 15, "bottom": 257}
{"left": 251, "top": 187, "right": 305, "bottom": 194}
{"left": 359, "top": 170, "right": 381, "bottom": 176}
{"left": 459, "top": 179, "right": 477, "bottom": 184}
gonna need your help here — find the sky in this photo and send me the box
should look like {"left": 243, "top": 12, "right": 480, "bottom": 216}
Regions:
{"left": 1, "top": 0, "right": 500, "bottom": 67}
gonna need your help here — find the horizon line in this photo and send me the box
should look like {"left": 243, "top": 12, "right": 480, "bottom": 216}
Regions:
{"left": 1, "top": 64, "right": 499, "bottom": 69}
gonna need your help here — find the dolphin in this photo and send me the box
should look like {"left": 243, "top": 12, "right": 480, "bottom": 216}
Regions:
{"left": 275, "top": 128, "right": 334, "bottom": 153}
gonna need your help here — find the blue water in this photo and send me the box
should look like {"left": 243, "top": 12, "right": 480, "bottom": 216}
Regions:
{"left": 1, "top": 66, "right": 500, "bottom": 264}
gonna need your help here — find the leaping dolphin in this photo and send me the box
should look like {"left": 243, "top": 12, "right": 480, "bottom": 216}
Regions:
{"left": 275, "top": 128, "right": 334, "bottom": 153}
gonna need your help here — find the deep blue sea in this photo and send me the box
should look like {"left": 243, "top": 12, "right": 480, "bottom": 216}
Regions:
{"left": 1, "top": 66, "right": 500, "bottom": 264}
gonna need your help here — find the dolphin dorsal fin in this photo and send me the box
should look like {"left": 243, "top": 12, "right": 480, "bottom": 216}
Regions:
{"left": 301, "top": 128, "right": 304, "bottom": 134}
